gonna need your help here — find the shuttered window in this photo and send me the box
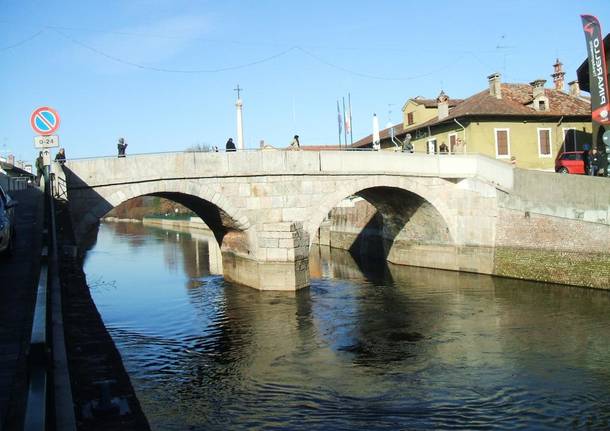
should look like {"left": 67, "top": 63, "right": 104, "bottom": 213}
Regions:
{"left": 407, "top": 112, "right": 414, "bottom": 125}
{"left": 495, "top": 129, "right": 510, "bottom": 158}
{"left": 538, "top": 128, "right": 551, "bottom": 157}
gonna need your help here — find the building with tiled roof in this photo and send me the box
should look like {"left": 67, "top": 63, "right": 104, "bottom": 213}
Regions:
{"left": 354, "top": 64, "right": 593, "bottom": 171}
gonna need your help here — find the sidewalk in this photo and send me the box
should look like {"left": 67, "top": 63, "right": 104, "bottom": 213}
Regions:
{"left": 0, "top": 188, "right": 43, "bottom": 430}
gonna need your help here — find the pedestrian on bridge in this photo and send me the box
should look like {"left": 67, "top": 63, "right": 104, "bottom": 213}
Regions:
{"left": 289, "top": 135, "right": 300, "bottom": 151}
{"left": 226, "top": 138, "right": 236, "bottom": 152}
{"left": 117, "top": 138, "right": 128, "bottom": 158}
{"left": 35, "top": 151, "right": 44, "bottom": 186}
{"left": 55, "top": 148, "right": 66, "bottom": 164}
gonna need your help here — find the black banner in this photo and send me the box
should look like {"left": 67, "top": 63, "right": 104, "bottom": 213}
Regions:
{"left": 581, "top": 14, "right": 610, "bottom": 125}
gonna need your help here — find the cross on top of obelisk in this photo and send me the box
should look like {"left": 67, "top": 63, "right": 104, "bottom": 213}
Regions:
{"left": 234, "top": 84, "right": 243, "bottom": 99}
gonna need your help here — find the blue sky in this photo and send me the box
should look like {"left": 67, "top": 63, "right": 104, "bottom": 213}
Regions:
{"left": 1, "top": 0, "right": 609, "bottom": 162}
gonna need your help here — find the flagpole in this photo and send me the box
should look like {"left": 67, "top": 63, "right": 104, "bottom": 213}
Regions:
{"left": 342, "top": 97, "right": 348, "bottom": 149}
{"left": 348, "top": 93, "right": 353, "bottom": 146}
{"left": 337, "top": 100, "right": 342, "bottom": 148}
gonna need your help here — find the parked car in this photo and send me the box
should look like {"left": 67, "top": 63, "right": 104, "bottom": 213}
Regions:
{"left": 0, "top": 184, "right": 17, "bottom": 256}
{"left": 555, "top": 151, "right": 586, "bottom": 174}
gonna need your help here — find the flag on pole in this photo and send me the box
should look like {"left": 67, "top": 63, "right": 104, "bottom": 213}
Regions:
{"left": 342, "top": 97, "right": 348, "bottom": 146}
{"left": 337, "top": 100, "right": 343, "bottom": 144}
{"left": 348, "top": 93, "right": 353, "bottom": 145}
{"left": 345, "top": 104, "right": 351, "bottom": 135}
{"left": 581, "top": 15, "right": 610, "bottom": 125}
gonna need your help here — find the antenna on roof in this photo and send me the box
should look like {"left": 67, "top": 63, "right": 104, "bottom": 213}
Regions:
{"left": 495, "top": 34, "right": 515, "bottom": 75}
{"left": 387, "top": 103, "right": 394, "bottom": 126}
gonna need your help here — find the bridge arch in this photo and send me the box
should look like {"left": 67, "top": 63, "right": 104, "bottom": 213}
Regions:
{"left": 306, "top": 176, "right": 457, "bottom": 248}
{"left": 77, "top": 180, "right": 252, "bottom": 251}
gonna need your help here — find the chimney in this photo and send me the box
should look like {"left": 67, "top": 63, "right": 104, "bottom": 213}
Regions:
{"left": 437, "top": 90, "right": 449, "bottom": 120}
{"left": 568, "top": 80, "right": 580, "bottom": 97}
{"left": 530, "top": 79, "right": 546, "bottom": 99}
{"left": 551, "top": 58, "right": 565, "bottom": 91}
{"left": 487, "top": 73, "right": 502, "bottom": 99}
{"left": 530, "top": 79, "right": 549, "bottom": 111}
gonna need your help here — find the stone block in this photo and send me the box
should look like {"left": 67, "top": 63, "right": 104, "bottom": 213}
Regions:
{"left": 238, "top": 183, "right": 251, "bottom": 197}
{"left": 266, "top": 247, "right": 288, "bottom": 261}
{"left": 259, "top": 197, "right": 273, "bottom": 208}
{"left": 265, "top": 209, "right": 283, "bottom": 222}
{"left": 259, "top": 238, "right": 279, "bottom": 248}
{"left": 271, "top": 196, "right": 284, "bottom": 208}
{"left": 246, "top": 197, "right": 261, "bottom": 210}
{"left": 301, "top": 180, "right": 314, "bottom": 194}
{"left": 286, "top": 248, "right": 295, "bottom": 260}
{"left": 282, "top": 207, "right": 304, "bottom": 221}
{"left": 278, "top": 238, "right": 295, "bottom": 248}
{"left": 262, "top": 222, "right": 296, "bottom": 232}
{"left": 263, "top": 231, "right": 296, "bottom": 239}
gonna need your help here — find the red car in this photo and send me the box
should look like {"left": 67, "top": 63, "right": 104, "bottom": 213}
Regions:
{"left": 555, "top": 151, "right": 586, "bottom": 174}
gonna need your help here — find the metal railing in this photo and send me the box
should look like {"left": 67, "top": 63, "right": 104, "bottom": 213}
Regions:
{"left": 24, "top": 258, "right": 48, "bottom": 431}
{"left": 23, "top": 174, "right": 76, "bottom": 431}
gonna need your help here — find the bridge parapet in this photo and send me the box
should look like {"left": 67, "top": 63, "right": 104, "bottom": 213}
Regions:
{"left": 66, "top": 151, "right": 514, "bottom": 190}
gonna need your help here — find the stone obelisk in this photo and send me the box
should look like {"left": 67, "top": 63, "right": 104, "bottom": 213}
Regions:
{"left": 235, "top": 84, "right": 244, "bottom": 150}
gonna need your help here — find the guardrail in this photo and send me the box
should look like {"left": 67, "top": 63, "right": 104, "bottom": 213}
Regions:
{"left": 23, "top": 172, "right": 76, "bottom": 431}
{"left": 23, "top": 255, "right": 48, "bottom": 431}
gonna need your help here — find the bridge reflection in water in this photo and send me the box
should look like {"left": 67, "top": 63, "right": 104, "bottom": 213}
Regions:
{"left": 85, "top": 221, "right": 610, "bottom": 430}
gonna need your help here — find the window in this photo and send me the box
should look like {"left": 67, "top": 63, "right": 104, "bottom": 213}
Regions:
{"left": 494, "top": 128, "right": 510, "bottom": 158}
{"left": 538, "top": 100, "right": 546, "bottom": 111}
{"left": 427, "top": 138, "right": 437, "bottom": 154}
{"left": 563, "top": 128, "right": 577, "bottom": 152}
{"left": 407, "top": 112, "right": 414, "bottom": 125}
{"left": 537, "top": 128, "right": 552, "bottom": 157}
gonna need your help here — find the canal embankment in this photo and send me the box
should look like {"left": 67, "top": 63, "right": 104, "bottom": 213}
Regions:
{"left": 55, "top": 201, "right": 150, "bottom": 431}
{"left": 312, "top": 172, "right": 610, "bottom": 291}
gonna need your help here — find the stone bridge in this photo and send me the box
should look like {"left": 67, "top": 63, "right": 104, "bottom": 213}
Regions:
{"left": 56, "top": 151, "right": 610, "bottom": 290}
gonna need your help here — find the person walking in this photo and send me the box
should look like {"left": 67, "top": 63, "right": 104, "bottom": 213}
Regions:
{"left": 117, "top": 138, "right": 127, "bottom": 158}
{"left": 55, "top": 148, "right": 66, "bottom": 164}
{"left": 289, "top": 135, "right": 300, "bottom": 150}
{"left": 589, "top": 148, "right": 600, "bottom": 176}
{"left": 439, "top": 142, "right": 449, "bottom": 154}
{"left": 288, "top": 135, "right": 301, "bottom": 151}
{"left": 35, "top": 151, "right": 44, "bottom": 186}
{"left": 226, "top": 138, "right": 236, "bottom": 152}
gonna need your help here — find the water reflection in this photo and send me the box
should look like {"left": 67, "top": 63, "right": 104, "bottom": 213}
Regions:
{"left": 85, "top": 222, "right": 610, "bottom": 430}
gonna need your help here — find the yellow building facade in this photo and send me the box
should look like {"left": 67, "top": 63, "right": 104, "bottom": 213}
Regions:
{"left": 409, "top": 119, "right": 592, "bottom": 170}
{"left": 354, "top": 71, "right": 592, "bottom": 171}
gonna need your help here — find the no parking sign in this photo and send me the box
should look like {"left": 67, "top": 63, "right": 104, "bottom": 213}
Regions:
{"left": 30, "top": 106, "right": 60, "bottom": 136}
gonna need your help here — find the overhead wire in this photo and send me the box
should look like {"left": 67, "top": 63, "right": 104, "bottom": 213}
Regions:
{"left": 295, "top": 46, "right": 468, "bottom": 82}
{"left": 50, "top": 28, "right": 298, "bottom": 73}
{"left": 0, "top": 30, "right": 45, "bottom": 52}
{"left": 1, "top": 24, "right": 496, "bottom": 82}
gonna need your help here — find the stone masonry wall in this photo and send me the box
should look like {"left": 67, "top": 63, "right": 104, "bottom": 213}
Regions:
{"left": 494, "top": 207, "right": 610, "bottom": 289}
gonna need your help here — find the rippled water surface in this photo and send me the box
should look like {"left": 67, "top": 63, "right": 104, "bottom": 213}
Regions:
{"left": 84, "top": 222, "right": 610, "bottom": 430}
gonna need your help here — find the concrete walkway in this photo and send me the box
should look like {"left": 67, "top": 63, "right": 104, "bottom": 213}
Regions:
{"left": 0, "top": 188, "right": 43, "bottom": 430}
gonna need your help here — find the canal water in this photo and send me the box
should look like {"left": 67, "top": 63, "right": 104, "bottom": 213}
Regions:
{"left": 85, "top": 222, "right": 610, "bottom": 430}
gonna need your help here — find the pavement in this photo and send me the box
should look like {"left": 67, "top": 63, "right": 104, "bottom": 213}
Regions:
{"left": 0, "top": 187, "right": 43, "bottom": 430}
